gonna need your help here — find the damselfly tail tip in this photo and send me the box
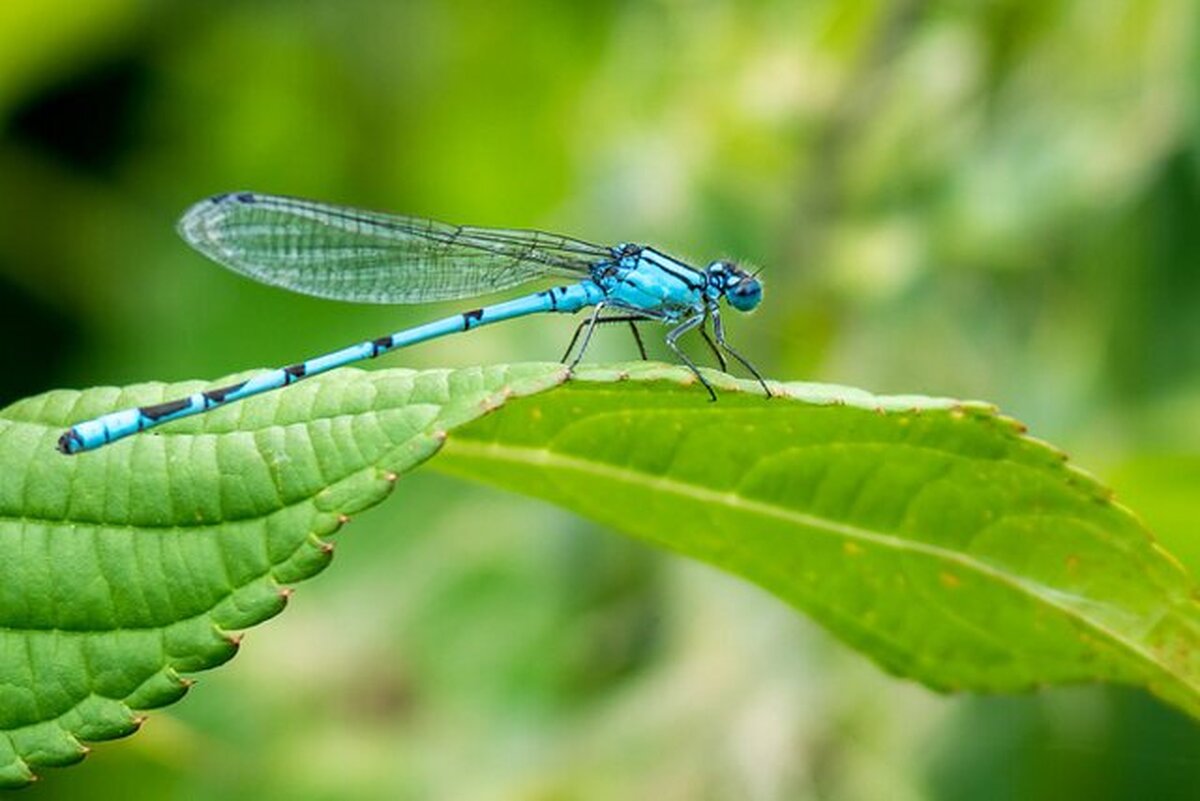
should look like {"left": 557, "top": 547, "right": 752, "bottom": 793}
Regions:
{"left": 57, "top": 429, "right": 82, "bottom": 455}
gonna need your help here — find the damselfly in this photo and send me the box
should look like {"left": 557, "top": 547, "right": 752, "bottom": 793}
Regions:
{"left": 58, "top": 192, "right": 770, "bottom": 454}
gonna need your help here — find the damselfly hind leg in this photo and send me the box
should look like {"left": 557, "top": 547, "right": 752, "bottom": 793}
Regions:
{"left": 628, "top": 321, "right": 647, "bottom": 360}
{"left": 561, "top": 312, "right": 651, "bottom": 364}
{"left": 710, "top": 306, "right": 771, "bottom": 397}
{"left": 665, "top": 314, "right": 717, "bottom": 401}
{"left": 563, "top": 303, "right": 607, "bottom": 367}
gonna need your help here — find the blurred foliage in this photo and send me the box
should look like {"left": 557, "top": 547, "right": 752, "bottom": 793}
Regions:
{"left": 0, "top": 0, "right": 1197, "bottom": 798}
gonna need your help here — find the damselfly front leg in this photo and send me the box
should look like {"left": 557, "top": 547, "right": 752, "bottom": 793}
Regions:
{"left": 709, "top": 304, "right": 771, "bottom": 397}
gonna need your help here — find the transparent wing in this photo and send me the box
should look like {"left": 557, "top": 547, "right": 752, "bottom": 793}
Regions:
{"left": 177, "top": 192, "right": 610, "bottom": 304}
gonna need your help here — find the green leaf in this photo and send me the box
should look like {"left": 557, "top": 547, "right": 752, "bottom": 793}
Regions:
{"left": 435, "top": 366, "right": 1200, "bottom": 712}
{"left": 0, "top": 363, "right": 565, "bottom": 787}
{"left": 2, "top": 362, "right": 1198, "bottom": 786}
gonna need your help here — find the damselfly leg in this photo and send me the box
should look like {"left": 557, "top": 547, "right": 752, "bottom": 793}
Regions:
{"left": 710, "top": 305, "right": 771, "bottom": 396}
{"left": 561, "top": 308, "right": 656, "bottom": 364}
{"left": 699, "top": 318, "right": 728, "bottom": 372}
{"left": 665, "top": 314, "right": 717, "bottom": 401}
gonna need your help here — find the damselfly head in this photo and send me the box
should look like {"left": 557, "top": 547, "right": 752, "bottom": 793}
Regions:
{"left": 707, "top": 260, "right": 762, "bottom": 312}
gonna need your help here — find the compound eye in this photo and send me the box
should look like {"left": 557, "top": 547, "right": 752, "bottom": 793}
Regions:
{"left": 728, "top": 277, "right": 762, "bottom": 312}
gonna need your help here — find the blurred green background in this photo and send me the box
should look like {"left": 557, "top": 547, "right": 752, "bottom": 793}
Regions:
{"left": 2, "top": 0, "right": 1199, "bottom": 798}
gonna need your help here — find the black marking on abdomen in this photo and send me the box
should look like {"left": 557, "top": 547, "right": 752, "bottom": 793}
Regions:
{"left": 283, "top": 364, "right": 307, "bottom": 383}
{"left": 140, "top": 398, "right": 192, "bottom": 421}
{"left": 462, "top": 308, "right": 485, "bottom": 330}
{"left": 235, "top": 192, "right": 256, "bottom": 203}
{"left": 371, "top": 336, "right": 393, "bottom": 356}
{"left": 203, "top": 381, "right": 248, "bottom": 406}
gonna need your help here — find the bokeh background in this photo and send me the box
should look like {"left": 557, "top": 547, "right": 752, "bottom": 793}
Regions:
{"left": 2, "top": 1, "right": 1199, "bottom": 798}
